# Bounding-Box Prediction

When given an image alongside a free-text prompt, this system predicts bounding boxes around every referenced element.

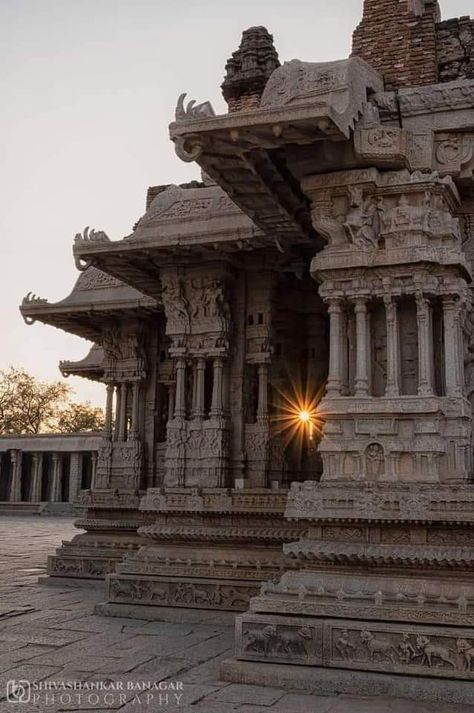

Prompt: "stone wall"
[352,0,440,90]
[436,16,474,82]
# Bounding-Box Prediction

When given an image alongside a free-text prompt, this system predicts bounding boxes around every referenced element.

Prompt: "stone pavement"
[0,516,472,713]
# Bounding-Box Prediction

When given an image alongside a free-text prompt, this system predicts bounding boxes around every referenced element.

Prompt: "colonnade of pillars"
[172,356,227,420]
[326,294,464,398]
[0,451,97,503]
[103,381,141,440]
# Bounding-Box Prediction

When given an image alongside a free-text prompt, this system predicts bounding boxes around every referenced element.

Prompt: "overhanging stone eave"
[20,300,159,341]
[169,105,342,251]
[59,363,104,381]
[169,100,347,142]
[73,229,306,300]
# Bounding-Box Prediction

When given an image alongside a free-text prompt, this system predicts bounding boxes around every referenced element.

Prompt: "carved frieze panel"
[236,614,474,679]
[306,168,464,266]
[49,556,116,579]
[108,575,258,611]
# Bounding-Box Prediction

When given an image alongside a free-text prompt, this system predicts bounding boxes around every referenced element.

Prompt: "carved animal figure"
[360,630,398,663]
[416,636,456,669]
[191,587,212,605]
[457,639,474,671]
[244,625,277,657]
[275,627,312,658]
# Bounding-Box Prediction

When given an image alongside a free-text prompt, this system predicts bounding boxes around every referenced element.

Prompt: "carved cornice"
[140,487,288,514]
[137,524,304,542]
[284,539,474,568]
[76,489,143,509]
[286,482,474,524]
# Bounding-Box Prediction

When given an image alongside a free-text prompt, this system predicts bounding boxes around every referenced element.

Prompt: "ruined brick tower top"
[352,0,441,90]
[221,26,280,112]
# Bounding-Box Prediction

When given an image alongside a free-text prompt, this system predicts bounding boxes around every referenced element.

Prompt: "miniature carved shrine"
[20,0,474,702]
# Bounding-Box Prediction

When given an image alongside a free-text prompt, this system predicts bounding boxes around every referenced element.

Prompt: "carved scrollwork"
[174,93,215,121]
[173,135,205,163]
[22,292,48,306]
[74,226,110,244]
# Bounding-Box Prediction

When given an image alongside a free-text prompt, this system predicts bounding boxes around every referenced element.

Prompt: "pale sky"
[1,0,471,406]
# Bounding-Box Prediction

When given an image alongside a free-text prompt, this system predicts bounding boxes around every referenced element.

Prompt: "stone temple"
[18,0,474,703]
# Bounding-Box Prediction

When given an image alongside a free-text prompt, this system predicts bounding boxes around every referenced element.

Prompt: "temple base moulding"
[220,659,474,705]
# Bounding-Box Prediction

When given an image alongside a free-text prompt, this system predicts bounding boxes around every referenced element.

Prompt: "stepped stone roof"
[59,343,104,381]
[20,266,157,341]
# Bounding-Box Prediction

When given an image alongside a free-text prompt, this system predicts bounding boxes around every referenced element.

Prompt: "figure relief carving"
[161,274,190,333]
[365,443,385,479]
[334,629,357,659]
[457,639,474,672]
[189,277,231,332]
[330,626,472,675]
[102,326,147,381]
[343,186,380,249]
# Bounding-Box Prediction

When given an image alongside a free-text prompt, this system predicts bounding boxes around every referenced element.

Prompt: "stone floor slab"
[206,682,286,706]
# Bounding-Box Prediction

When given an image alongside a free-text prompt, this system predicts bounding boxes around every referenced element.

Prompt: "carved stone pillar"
[114,385,121,440]
[9,450,22,502]
[384,296,400,397]
[443,297,463,396]
[130,382,140,438]
[104,383,114,438]
[119,382,128,441]
[51,453,62,502]
[68,453,82,502]
[211,357,224,418]
[91,452,98,489]
[30,452,43,502]
[257,363,269,423]
[326,298,344,397]
[174,358,186,418]
[354,297,370,397]
[416,294,434,396]
[167,382,175,422]
[193,358,206,419]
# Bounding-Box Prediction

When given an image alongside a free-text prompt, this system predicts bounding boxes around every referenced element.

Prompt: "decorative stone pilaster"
[193,358,206,419]
[326,298,344,397]
[257,363,269,423]
[210,357,225,418]
[30,453,43,502]
[68,453,82,502]
[114,385,121,440]
[384,296,400,397]
[167,383,175,423]
[51,453,62,502]
[104,383,114,438]
[174,358,186,418]
[354,297,370,397]
[91,452,98,489]
[443,297,463,397]
[119,383,128,441]
[130,382,140,438]
[416,294,434,396]
[9,450,22,502]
